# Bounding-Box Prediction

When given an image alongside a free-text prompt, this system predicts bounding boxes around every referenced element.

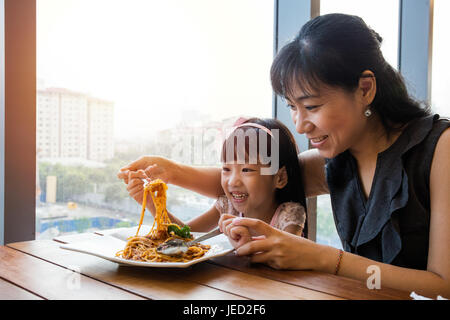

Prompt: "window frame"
[0,0,434,244]
[0,0,4,245]
[2,0,36,244]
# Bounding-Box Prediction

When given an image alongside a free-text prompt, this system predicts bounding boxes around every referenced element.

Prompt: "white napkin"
[410,291,448,300]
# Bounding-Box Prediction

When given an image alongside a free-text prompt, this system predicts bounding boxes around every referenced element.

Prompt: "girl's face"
[221,162,281,217]
[286,83,369,159]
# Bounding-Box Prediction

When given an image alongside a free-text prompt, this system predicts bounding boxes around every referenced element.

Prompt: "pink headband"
[231,117,274,137]
[234,123,274,137]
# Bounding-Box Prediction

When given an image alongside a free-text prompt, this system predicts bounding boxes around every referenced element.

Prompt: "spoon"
[156,227,222,256]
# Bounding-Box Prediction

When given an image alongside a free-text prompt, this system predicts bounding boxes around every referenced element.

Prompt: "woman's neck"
[349,115,402,163]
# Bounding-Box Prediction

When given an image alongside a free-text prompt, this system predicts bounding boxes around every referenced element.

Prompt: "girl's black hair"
[221,117,307,212]
[271,13,431,135]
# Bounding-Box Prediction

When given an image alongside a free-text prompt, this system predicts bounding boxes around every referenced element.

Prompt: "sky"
[37,0,449,140]
[37,0,274,139]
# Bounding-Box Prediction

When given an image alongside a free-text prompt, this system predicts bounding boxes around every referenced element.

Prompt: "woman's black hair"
[271,13,431,134]
[221,118,307,212]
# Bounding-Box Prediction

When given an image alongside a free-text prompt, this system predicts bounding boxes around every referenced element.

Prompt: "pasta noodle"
[116,179,210,262]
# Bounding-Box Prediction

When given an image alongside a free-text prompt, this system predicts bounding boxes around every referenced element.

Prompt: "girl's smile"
[221,163,281,223]
[229,191,248,203]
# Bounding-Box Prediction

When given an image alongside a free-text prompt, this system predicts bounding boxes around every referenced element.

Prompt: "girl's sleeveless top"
[325,114,449,269]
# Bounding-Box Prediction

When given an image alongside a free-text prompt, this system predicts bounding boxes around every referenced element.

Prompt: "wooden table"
[0,231,411,301]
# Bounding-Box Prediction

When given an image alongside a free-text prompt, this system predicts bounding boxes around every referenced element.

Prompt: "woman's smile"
[309,135,329,148]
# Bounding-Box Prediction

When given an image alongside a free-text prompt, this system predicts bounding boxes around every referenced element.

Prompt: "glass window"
[320,0,399,69]
[36,0,274,239]
[431,0,450,117]
[316,1,400,249]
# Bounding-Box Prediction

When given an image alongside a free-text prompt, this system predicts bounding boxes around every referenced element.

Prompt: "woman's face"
[286,83,368,159]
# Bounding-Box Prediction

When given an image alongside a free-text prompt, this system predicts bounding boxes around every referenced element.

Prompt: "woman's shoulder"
[430,125,450,178]
[402,114,449,150]
[401,114,450,167]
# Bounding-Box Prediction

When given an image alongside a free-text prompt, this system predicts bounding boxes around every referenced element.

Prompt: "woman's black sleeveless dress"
[325,114,449,269]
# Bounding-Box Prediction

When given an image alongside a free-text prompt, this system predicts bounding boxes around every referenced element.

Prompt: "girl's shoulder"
[271,202,306,230]
[277,201,306,213]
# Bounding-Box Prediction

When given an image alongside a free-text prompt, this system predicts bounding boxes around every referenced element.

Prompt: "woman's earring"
[364,108,372,117]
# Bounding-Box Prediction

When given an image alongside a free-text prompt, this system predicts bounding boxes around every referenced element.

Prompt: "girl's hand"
[230,217,323,270]
[218,214,252,249]
[125,170,156,216]
[117,156,176,185]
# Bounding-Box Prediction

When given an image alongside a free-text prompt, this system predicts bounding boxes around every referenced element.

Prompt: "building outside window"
[36,0,274,239]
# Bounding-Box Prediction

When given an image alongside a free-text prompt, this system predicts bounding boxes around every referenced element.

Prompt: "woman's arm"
[283,224,303,237]
[118,156,223,198]
[298,149,329,198]
[318,244,450,298]
[231,129,450,298]
[231,217,450,298]
[317,128,449,297]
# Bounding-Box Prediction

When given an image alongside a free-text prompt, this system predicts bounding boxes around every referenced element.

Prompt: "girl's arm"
[183,206,222,232]
[126,170,221,232]
[118,156,223,199]
[162,205,221,233]
[118,151,330,200]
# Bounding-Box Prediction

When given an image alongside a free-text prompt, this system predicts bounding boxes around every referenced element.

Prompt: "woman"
[118,14,449,298]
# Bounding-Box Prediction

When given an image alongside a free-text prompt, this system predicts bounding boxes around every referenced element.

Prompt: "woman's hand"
[230,217,324,270]
[125,170,156,216]
[218,214,252,249]
[117,156,177,185]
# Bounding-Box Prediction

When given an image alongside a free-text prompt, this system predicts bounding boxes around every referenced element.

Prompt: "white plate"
[60,226,234,268]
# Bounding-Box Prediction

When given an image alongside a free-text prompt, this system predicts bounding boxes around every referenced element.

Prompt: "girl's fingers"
[144,164,158,180]
[222,220,233,235]
[127,185,144,203]
[218,214,236,233]
[120,156,147,172]
[127,182,144,196]
[229,226,252,247]
[225,220,242,239]
[118,157,148,182]
[117,170,129,183]
[128,169,146,180]
[231,217,274,237]
[234,237,271,256]
[126,175,147,191]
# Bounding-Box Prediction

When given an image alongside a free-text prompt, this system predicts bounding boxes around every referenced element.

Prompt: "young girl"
[124,117,307,242]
